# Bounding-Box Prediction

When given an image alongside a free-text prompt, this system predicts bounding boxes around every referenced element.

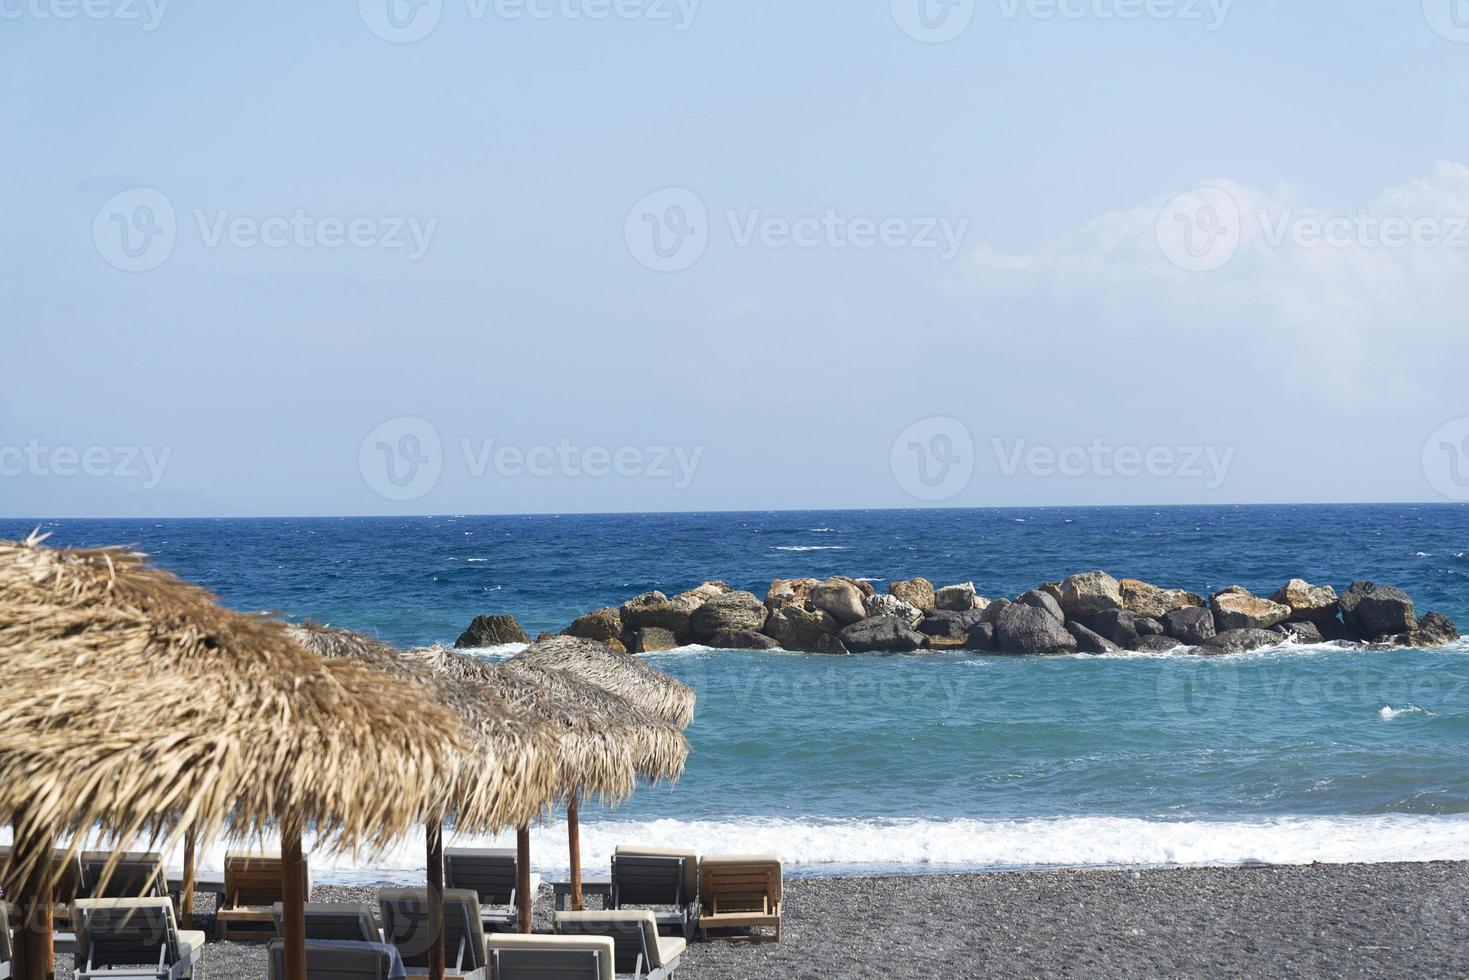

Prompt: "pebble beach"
[47,861,1469,979]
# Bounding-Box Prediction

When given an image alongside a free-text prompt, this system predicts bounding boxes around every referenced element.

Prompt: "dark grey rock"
[1130,634,1184,653]
[763,604,839,651]
[708,629,781,650]
[1163,606,1217,645]
[1203,628,1284,654]
[811,633,851,656]
[454,614,530,648]
[619,590,693,636]
[1405,611,1459,648]
[1350,584,1417,639]
[1275,620,1325,645]
[839,615,926,653]
[1080,609,1156,646]
[965,622,996,651]
[1017,589,1065,623]
[1067,621,1121,654]
[919,609,988,638]
[995,602,1077,654]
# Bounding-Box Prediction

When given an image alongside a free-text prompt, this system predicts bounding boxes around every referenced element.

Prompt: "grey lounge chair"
[609,854,693,940]
[486,933,614,980]
[553,910,684,980]
[1,899,12,980]
[266,938,406,979]
[379,887,487,979]
[79,853,166,900]
[72,897,204,979]
[273,902,382,943]
[444,848,538,933]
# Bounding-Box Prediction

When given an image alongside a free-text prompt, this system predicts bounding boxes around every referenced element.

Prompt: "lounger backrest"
[79,852,165,899]
[273,902,380,942]
[266,938,398,980]
[380,888,486,971]
[444,848,518,905]
[554,911,661,975]
[1,899,12,964]
[487,934,615,980]
[612,847,698,902]
[74,898,179,968]
[700,857,782,913]
[611,855,684,907]
[226,851,310,907]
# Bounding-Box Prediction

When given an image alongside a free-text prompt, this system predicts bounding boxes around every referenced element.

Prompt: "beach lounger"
[608,854,693,940]
[1,845,87,932]
[274,902,383,943]
[444,848,538,933]
[79,852,166,900]
[696,855,781,943]
[379,887,487,979]
[1,899,12,980]
[610,848,697,938]
[266,938,407,980]
[72,897,204,979]
[553,910,683,980]
[218,850,311,941]
[486,933,614,980]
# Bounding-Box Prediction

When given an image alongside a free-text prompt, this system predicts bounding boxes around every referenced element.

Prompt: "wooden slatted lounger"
[697,855,782,943]
[217,851,311,942]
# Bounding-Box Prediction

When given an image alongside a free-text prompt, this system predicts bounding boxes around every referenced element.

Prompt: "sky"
[2,0,1468,516]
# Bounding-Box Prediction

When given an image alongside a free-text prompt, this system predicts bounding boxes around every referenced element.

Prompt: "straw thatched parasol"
[508,635,697,910]
[0,537,466,980]
[406,643,690,929]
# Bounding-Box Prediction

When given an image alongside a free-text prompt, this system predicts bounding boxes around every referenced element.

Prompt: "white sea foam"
[56,815,1465,885]
[1379,705,1434,721]
[773,545,846,552]
[452,643,527,659]
[808,528,837,532]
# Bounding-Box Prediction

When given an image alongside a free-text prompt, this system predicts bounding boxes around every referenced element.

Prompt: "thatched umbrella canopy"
[406,643,690,926]
[0,537,465,980]
[513,635,696,727]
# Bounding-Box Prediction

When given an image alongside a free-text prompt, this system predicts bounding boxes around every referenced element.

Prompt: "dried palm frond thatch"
[289,624,563,831]
[0,536,466,889]
[512,635,697,728]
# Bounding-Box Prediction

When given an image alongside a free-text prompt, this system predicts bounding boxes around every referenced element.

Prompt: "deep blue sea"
[8,506,1469,880]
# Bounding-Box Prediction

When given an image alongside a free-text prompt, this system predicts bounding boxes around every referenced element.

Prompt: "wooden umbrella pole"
[281,827,307,980]
[567,792,584,912]
[427,821,445,980]
[180,828,196,930]
[11,816,55,980]
[516,826,532,934]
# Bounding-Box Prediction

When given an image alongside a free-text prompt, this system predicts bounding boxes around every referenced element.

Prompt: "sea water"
[9,505,1469,882]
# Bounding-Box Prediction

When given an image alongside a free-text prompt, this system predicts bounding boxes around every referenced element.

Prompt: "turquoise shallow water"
[9,506,1469,876]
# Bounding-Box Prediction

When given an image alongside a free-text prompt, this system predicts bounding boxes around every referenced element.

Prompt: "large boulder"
[934,582,979,611]
[839,615,925,653]
[709,629,781,650]
[1275,621,1325,645]
[811,633,851,656]
[889,577,936,613]
[620,591,693,636]
[1016,589,1065,623]
[1119,579,1205,619]
[454,614,530,648]
[563,607,622,643]
[1269,580,1340,625]
[1405,611,1459,648]
[1081,609,1164,647]
[1057,571,1124,619]
[689,590,768,641]
[1211,591,1290,631]
[810,577,868,625]
[965,622,997,650]
[1340,582,1417,639]
[1067,622,1121,654]
[1163,606,1217,646]
[628,626,678,653]
[919,609,988,639]
[1203,628,1283,654]
[994,602,1077,654]
[765,577,819,612]
[762,605,839,651]
[981,598,1010,624]
[865,593,925,627]
[1130,634,1183,654]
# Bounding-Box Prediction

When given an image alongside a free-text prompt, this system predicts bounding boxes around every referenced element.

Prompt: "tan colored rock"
[563,607,622,643]
[629,626,678,652]
[889,577,936,613]
[811,577,868,624]
[763,605,839,651]
[934,582,978,611]
[766,577,820,611]
[1211,591,1291,631]
[1057,571,1123,619]
[1120,579,1205,619]
[1269,579,1339,624]
[671,581,731,611]
[866,593,925,627]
